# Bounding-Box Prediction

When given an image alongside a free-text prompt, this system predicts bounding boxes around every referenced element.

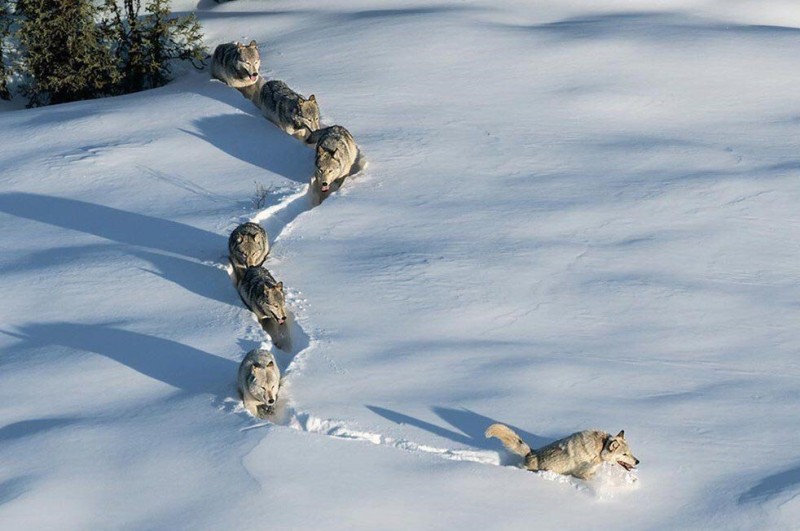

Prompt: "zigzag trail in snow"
[225,180,639,498]
[216,112,503,472]
[287,410,499,466]
[220,80,637,497]
[223,182,313,365]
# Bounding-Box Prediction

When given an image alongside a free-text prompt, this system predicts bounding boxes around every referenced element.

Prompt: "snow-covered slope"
[1,1,799,529]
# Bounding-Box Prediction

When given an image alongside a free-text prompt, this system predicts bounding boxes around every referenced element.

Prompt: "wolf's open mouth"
[617,460,635,471]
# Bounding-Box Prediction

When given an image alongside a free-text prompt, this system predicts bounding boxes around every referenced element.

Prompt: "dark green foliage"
[17,0,119,105]
[4,0,206,105]
[101,0,206,93]
[0,0,11,100]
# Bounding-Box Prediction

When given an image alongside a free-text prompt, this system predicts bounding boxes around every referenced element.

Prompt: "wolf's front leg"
[242,395,261,417]
[571,464,598,480]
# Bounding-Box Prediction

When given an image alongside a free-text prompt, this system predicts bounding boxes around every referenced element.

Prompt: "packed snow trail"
[2,1,800,529]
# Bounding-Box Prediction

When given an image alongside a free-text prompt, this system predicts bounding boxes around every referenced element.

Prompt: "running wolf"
[237,348,280,418]
[211,41,260,88]
[251,79,319,139]
[307,125,358,197]
[237,266,287,325]
[229,222,269,281]
[485,424,639,480]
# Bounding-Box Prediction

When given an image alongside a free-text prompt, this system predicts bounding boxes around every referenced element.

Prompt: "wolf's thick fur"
[486,424,639,480]
[250,78,319,140]
[307,125,358,196]
[211,41,260,88]
[237,348,280,418]
[237,266,287,325]
[229,222,269,281]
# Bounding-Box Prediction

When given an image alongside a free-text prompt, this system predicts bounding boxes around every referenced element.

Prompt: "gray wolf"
[237,348,280,418]
[237,266,287,325]
[229,222,269,281]
[306,125,358,198]
[485,424,639,480]
[211,41,260,88]
[251,79,319,140]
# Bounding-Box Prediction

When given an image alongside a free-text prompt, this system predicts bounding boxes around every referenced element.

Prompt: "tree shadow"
[191,1,302,17]
[739,463,800,504]
[6,322,237,398]
[366,405,551,452]
[339,5,486,21]
[0,237,235,310]
[487,11,800,43]
[129,248,239,307]
[0,476,34,507]
[0,192,223,261]
[0,242,115,274]
[0,417,79,443]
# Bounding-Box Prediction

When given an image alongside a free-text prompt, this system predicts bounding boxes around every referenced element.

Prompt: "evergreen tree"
[4,0,205,105]
[17,0,119,105]
[102,0,205,93]
[0,0,11,100]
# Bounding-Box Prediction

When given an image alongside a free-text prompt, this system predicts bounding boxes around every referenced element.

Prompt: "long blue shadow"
[366,405,550,450]
[0,417,79,443]
[0,192,223,260]
[739,463,800,503]
[180,113,314,184]
[0,476,34,507]
[8,322,237,397]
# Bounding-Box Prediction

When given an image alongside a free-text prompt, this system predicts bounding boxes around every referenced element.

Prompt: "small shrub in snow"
[252,181,271,210]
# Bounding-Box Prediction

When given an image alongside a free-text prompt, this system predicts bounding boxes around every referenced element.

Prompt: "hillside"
[1,1,799,529]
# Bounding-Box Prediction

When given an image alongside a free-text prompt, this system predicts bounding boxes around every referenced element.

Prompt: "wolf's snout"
[278,317,286,325]
[267,397,275,405]
[634,458,640,465]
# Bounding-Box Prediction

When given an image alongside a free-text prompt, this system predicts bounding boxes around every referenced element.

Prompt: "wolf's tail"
[485,423,533,458]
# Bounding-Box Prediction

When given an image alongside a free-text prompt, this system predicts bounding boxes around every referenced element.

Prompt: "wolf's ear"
[277,281,284,290]
[617,430,625,439]
[248,40,257,47]
[266,360,274,368]
[608,439,620,451]
[236,42,244,48]
[308,94,316,102]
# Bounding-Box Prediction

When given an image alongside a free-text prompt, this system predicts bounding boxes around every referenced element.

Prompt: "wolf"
[237,348,280,418]
[211,41,260,88]
[228,222,269,281]
[485,424,639,480]
[307,125,358,197]
[251,79,319,140]
[237,266,287,325]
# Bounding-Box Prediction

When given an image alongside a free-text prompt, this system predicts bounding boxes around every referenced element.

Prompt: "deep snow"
[1,1,800,529]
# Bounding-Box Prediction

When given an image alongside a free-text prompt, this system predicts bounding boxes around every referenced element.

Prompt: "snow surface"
[1,0,800,529]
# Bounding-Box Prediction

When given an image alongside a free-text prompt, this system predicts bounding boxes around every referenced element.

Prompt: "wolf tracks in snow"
[211,41,636,497]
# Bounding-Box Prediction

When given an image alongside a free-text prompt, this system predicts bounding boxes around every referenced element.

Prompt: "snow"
[1,0,800,529]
